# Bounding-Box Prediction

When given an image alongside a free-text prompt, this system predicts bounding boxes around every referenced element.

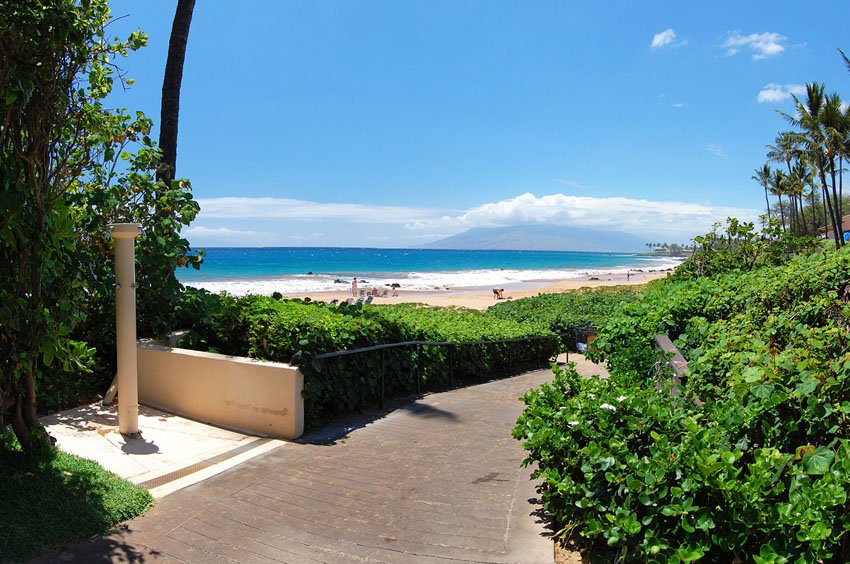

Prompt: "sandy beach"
[284,269,670,310]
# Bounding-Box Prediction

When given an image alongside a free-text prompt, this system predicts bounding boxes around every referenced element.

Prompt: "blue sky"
[107,1,850,247]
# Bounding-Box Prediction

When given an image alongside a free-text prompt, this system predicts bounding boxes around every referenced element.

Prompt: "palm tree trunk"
[763,187,771,223]
[157,0,196,188]
[785,162,796,234]
[809,184,818,236]
[829,166,845,247]
[821,184,830,236]
[838,156,844,231]
[820,166,842,249]
[777,194,786,231]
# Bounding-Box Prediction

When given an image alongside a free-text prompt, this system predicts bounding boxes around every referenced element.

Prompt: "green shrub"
[178,294,557,427]
[486,286,641,349]
[515,246,850,561]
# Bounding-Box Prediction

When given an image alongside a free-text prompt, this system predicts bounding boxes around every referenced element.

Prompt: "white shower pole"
[110,223,142,435]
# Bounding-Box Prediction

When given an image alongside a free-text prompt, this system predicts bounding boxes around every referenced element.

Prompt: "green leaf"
[676,545,706,562]
[802,447,834,475]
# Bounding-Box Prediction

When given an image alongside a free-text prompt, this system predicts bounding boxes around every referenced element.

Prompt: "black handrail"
[288,328,597,412]
[289,333,565,365]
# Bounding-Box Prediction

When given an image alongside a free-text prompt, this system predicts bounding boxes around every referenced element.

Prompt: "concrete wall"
[137,342,304,440]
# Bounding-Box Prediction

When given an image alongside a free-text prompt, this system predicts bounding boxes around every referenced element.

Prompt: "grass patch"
[0,430,153,563]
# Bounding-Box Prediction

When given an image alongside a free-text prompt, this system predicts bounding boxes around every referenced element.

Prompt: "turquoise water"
[177,247,677,295]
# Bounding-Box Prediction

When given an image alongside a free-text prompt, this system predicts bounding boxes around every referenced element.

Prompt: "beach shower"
[111,223,142,435]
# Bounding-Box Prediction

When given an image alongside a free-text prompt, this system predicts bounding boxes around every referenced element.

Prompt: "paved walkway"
[36,368,561,563]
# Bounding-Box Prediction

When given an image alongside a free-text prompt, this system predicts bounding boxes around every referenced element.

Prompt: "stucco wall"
[137,342,304,440]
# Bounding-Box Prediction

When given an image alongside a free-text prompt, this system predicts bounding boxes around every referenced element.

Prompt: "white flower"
[600,403,616,411]
[568,421,579,427]
[617,395,627,402]
[588,393,596,399]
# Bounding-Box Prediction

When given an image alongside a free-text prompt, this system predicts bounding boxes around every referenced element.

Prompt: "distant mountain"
[421,224,646,252]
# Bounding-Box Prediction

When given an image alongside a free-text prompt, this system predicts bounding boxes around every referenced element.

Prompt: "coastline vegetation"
[515,223,850,561]
[486,285,643,344]
[516,54,850,561]
[6,1,850,560]
[176,292,558,427]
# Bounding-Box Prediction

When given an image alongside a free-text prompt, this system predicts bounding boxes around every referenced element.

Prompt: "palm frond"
[839,48,850,75]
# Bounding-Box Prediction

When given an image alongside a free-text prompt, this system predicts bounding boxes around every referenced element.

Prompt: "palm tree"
[752,164,773,222]
[784,83,844,247]
[157,0,196,187]
[822,92,846,245]
[767,132,802,231]
[770,169,788,231]
[788,160,809,235]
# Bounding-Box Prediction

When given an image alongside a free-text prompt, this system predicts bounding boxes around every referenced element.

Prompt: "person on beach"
[352,277,358,297]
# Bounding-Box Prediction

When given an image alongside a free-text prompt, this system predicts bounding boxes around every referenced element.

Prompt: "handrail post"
[653,335,689,398]
[380,348,385,409]
[415,343,421,395]
[448,344,453,388]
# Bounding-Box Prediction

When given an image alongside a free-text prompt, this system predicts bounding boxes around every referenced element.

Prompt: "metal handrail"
[289,333,565,365]
[652,334,703,405]
[289,332,577,410]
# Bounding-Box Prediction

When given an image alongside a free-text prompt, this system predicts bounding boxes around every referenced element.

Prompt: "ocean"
[176,247,680,295]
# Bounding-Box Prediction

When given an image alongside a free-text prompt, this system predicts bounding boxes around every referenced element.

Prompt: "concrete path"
[41,403,284,497]
[35,368,560,563]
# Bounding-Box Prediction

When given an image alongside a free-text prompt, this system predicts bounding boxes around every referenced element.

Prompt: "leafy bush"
[672,218,817,281]
[486,286,641,348]
[515,246,850,561]
[179,293,557,427]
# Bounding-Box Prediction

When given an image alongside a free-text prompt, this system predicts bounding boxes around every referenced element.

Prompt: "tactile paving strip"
[137,437,272,489]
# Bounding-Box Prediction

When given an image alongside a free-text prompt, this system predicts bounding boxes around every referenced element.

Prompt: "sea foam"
[184,256,682,296]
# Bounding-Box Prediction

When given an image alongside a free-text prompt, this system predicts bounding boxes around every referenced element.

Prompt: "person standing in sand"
[352,277,358,297]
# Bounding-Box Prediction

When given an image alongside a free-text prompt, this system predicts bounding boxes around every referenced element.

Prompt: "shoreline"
[277,269,671,311]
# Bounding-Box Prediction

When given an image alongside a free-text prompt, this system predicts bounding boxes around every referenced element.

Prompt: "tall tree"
[157,0,196,187]
[752,164,773,222]
[785,83,845,248]
[0,0,146,450]
[770,169,788,232]
[789,160,809,235]
[767,132,802,231]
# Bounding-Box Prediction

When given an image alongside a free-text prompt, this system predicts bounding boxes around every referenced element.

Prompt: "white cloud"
[184,226,256,237]
[672,103,685,109]
[196,197,447,223]
[706,144,728,159]
[756,83,806,103]
[183,225,265,246]
[651,29,676,48]
[723,32,786,60]
[651,29,686,49]
[188,194,759,245]
[405,193,758,239]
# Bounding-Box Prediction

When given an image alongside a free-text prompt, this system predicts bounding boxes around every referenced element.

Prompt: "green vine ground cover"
[515,245,850,562]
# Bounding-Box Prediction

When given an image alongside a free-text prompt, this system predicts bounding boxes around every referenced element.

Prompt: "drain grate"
[137,438,272,490]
